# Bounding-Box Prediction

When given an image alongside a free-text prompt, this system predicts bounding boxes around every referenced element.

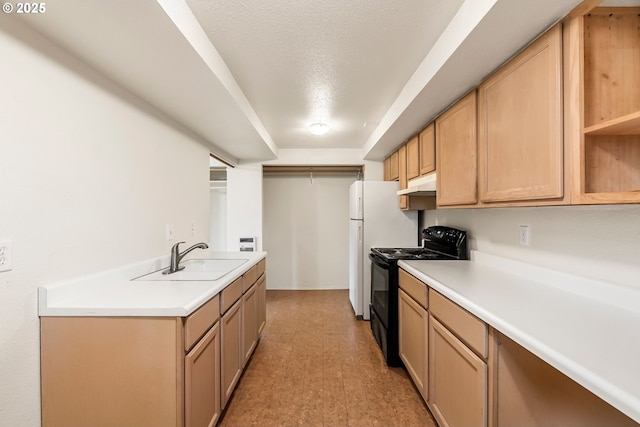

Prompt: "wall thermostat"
[239,236,256,252]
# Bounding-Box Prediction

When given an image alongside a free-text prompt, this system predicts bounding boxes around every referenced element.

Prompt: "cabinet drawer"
[185,295,220,352]
[242,265,258,293]
[429,289,487,358]
[257,258,266,278]
[221,277,243,314]
[399,269,428,309]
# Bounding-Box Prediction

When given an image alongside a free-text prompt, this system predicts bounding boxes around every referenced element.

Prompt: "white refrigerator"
[348,181,418,320]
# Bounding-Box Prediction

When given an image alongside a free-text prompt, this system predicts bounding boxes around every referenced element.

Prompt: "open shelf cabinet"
[570,7,640,204]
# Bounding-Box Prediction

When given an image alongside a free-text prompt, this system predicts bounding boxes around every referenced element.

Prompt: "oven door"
[369,253,391,328]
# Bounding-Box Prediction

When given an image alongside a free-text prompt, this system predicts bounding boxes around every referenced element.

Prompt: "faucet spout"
[164,241,209,274]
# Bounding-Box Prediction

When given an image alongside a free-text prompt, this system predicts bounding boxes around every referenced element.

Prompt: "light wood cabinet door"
[429,315,487,427]
[398,144,409,209]
[257,274,267,335]
[436,91,478,207]
[420,123,436,176]
[389,150,399,181]
[384,157,391,181]
[399,289,428,401]
[185,322,221,427]
[478,24,563,203]
[221,299,242,409]
[242,283,258,366]
[406,136,420,180]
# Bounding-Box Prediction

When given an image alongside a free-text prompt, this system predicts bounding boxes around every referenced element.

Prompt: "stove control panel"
[422,226,468,259]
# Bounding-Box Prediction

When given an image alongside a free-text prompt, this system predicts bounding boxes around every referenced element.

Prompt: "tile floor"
[219,289,437,427]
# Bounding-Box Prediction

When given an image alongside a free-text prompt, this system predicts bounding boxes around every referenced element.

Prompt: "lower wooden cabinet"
[257,274,267,334]
[242,282,259,366]
[429,315,487,427]
[398,268,637,427]
[185,322,221,427]
[492,333,638,427]
[221,299,243,409]
[398,289,428,400]
[40,259,268,427]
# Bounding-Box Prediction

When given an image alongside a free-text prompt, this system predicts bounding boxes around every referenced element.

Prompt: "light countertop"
[39,251,266,317]
[399,251,640,424]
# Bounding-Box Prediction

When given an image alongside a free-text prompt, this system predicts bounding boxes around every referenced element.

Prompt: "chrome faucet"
[164,241,209,274]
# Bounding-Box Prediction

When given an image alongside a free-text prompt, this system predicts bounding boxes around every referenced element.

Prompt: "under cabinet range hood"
[397,173,436,196]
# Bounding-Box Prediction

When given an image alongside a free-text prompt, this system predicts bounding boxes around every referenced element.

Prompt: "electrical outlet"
[191,223,196,237]
[166,224,174,241]
[0,240,13,272]
[519,225,531,246]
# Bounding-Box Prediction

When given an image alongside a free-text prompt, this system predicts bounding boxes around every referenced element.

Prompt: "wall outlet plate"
[0,240,13,272]
[519,225,531,246]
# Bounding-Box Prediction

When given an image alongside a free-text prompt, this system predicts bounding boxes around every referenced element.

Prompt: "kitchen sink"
[133,258,249,281]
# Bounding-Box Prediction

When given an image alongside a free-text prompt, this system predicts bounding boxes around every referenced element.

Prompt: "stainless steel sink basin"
[133,258,249,281]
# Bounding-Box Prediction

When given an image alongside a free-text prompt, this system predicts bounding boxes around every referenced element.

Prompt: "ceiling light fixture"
[308,122,330,136]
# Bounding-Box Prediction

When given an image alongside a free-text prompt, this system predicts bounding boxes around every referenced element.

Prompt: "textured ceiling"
[185,0,465,149]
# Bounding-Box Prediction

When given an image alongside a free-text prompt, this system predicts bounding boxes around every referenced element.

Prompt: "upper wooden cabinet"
[388,150,399,181]
[398,144,408,209]
[478,24,564,203]
[384,6,640,210]
[406,136,420,180]
[567,8,640,204]
[419,123,436,176]
[436,91,478,207]
[383,157,391,181]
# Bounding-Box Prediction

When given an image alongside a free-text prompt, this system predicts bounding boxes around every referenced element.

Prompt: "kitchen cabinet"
[398,269,429,401]
[41,294,221,427]
[386,150,399,181]
[400,263,640,426]
[384,156,391,181]
[419,123,436,176]
[219,274,242,411]
[242,282,258,366]
[257,273,267,334]
[406,135,420,180]
[566,8,640,204]
[428,289,488,427]
[398,144,408,209]
[478,24,564,204]
[491,332,638,427]
[429,315,487,427]
[185,321,221,427]
[40,255,267,427]
[436,91,478,207]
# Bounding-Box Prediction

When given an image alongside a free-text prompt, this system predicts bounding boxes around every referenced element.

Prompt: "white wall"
[0,21,210,426]
[226,163,263,251]
[263,175,355,289]
[209,186,227,251]
[422,204,640,288]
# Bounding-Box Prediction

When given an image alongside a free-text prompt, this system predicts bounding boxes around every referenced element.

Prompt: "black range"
[369,226,469,366]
